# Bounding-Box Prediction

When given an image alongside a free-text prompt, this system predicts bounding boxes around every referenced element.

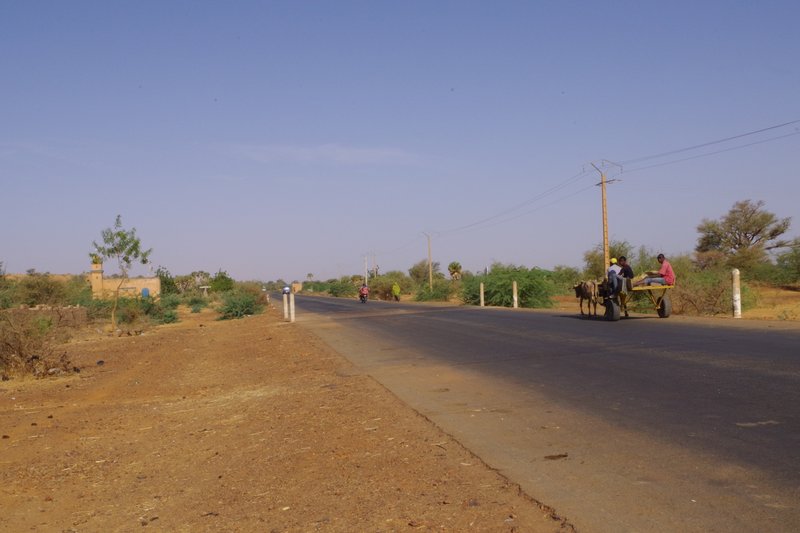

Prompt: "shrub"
[156,266,179,295]
[17,273,66,306]
[328,278,357,298]
[0,280,17,310]
[115,297,144,324]
[160,310,179,323]
[0,311,73,379]
[547,266,581,295]
[160,293,181,310]
[185,294,207,313]
[668,266,756,316]
[83,298,113,320]
[210,270,235,292]
[64,276,93,306]
[366,272,412,300]
[414,279,453,302]
[218,290,263,320]
[135,297,183,325]
[461,264,555,308]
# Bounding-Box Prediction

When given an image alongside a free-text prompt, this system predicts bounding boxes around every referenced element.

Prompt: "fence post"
[512,281,519,309]
[732,269,741,319]
[480,282,485,307]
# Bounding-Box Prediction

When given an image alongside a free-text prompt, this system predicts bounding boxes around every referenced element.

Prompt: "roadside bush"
[17,273,66,306]
[328,277,357,298]
[63,276,93,306]
[0,280,17,310]
[160,293,181,310]
[461,263,555,308]
[0,311,73,379]
[668,267,756,316]
[302,280,332,293]
[138,297,184,325]
[218,290,264,319]
[414,279,453,302]
[367,272,412,300]
[210,270,235,292]
[160,310,179,323]
[547,265,581,295]
[184,294,207,313]
[83,298,113,320]
[115,297,144,324]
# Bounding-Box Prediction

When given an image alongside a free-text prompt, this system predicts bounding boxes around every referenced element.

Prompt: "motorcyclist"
[358,284,370,301]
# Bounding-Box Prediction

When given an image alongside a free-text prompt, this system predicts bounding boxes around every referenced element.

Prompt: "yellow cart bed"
[601,282,674,321]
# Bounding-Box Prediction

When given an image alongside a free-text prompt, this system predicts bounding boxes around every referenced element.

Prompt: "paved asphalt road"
[289,295,800,532]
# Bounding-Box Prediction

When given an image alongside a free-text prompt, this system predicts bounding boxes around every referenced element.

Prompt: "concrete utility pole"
[423,232,433,291]
[364,255,369,285]
[591,160,621,279]
[591,163,610,277]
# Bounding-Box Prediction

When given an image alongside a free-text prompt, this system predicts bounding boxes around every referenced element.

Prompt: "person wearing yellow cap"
[607,257,623,296]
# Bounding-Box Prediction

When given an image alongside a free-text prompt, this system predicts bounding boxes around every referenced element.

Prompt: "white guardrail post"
[512,280,519,309]
[283,293,289,320]
[732,269,741,319]
[480,282,485,307]
[289,292,296,323]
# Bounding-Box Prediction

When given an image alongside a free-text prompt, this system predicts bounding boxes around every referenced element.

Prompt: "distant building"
[89,262,160,299]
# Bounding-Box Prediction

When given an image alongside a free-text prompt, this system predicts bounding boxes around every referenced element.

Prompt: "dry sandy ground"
[3,287,797,533]
[1,306,569,532]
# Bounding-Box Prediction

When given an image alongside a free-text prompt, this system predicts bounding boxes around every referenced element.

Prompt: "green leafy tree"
[548,265,581,293]
[408,259,442,286]
[582,240,634,280]
[156,266,179,295]
[696,200,792,270]
[90,215,152,330]
[776,246,800,284]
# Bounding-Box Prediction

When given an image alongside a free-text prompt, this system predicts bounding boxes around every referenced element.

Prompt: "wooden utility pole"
[591,163,610,278]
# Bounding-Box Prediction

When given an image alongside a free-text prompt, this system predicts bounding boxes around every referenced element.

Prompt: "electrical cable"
[619,119,800,166]
[622,130,800,176]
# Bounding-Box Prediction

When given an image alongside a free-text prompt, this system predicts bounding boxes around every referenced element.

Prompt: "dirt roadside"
[0,306,570,532]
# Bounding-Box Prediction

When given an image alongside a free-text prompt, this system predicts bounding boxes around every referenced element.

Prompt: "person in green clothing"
[391,282,401,302]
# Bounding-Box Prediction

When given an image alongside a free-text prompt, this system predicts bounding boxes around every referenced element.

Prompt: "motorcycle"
[359,293,368,303]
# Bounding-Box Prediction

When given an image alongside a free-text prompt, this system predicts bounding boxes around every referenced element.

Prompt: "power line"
[438,168,593,234]
[445,183,597,235]
[619,118,800,166]
[416,118,800,242]
[622,130,800,176]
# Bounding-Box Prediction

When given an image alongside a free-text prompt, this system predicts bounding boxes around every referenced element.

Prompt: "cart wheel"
[604,298,621,321]
[657,294,672,318]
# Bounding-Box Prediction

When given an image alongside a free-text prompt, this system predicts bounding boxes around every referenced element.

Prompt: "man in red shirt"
[643,253,675,286]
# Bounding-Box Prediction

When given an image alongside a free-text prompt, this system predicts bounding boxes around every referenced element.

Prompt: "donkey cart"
[599,281,674,321]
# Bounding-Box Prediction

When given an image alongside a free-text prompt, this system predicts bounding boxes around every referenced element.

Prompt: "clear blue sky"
[2,1,799,282]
